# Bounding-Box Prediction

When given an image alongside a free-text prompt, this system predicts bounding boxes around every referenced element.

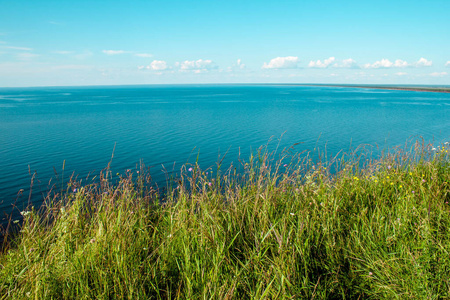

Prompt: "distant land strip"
[299,84,450,93]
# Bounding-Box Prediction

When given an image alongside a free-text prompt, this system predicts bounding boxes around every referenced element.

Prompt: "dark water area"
[1,84,450,224]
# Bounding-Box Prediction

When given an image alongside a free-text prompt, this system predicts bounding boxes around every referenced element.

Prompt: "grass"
[1,140,450,299]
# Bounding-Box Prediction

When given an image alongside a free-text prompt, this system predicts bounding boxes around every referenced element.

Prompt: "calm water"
[1,85,450,221]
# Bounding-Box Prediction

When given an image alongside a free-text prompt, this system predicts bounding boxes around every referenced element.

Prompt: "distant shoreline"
[299,84,450,93]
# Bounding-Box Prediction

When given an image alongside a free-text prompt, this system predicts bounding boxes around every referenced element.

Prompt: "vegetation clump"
[1,142,450,299]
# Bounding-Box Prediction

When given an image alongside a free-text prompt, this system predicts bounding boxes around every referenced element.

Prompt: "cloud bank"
[336,58,359,68]
[308,57,335,68]
[139,60,168,71]
[364,58,432,69]
[415,57,432,67]
[262,56,299,69]
[177,59,218,72]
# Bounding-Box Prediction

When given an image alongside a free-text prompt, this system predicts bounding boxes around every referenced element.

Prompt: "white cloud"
[429,72,447,77]
[335,58,359,68]
[146,60,168,71]
[415,57,432,67]
[102,50,126,55]
[308,57,335,68]
[227,59,246,72]
[236,59,245,69]
[445,61,450,67]
[393,59,409,67]
[395,72,407,76]
[365,58,433,69]
[364,59,393,69]
[262,56,299,69]
[177,59,217,72]
[135,53,153,58]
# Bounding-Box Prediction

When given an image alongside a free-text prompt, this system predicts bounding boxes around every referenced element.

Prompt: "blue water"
[1,84,450,221]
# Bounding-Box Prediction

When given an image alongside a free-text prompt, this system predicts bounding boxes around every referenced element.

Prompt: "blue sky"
[0,0,449,87]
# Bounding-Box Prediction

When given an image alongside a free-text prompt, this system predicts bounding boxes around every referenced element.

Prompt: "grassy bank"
[1,142,450,299]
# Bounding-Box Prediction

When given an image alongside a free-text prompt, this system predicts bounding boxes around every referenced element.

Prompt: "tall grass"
[1,141,450,299]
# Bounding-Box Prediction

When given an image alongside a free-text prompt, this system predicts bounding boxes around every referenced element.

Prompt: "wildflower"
[208,182,212,186]
[422,179,426,183]
[136,171,139,174]
[283,164,288,167]
[386,176,390,179]
[399,185,402,188]
[412,191,415,194]
[409,172,412,176]
[188,167,193,172]
[73,188,77,193]
[432,148,437,151]
[390,182,394,185]
[90,238,96,244]
[290,213,295,216]
[295,188,299,192]
[127,169,131,172]
[369,272,373,276]
[388,165,392,169]
[20,210,31,216]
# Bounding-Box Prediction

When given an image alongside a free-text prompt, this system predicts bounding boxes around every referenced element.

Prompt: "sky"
[0,0,449,87]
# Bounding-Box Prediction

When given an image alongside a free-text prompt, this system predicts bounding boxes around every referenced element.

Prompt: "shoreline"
[299,84,450,93]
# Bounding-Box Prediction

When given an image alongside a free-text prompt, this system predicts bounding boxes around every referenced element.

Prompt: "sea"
[1,84,450,224]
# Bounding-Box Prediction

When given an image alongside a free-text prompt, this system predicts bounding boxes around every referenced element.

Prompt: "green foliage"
[1,142,450,299]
